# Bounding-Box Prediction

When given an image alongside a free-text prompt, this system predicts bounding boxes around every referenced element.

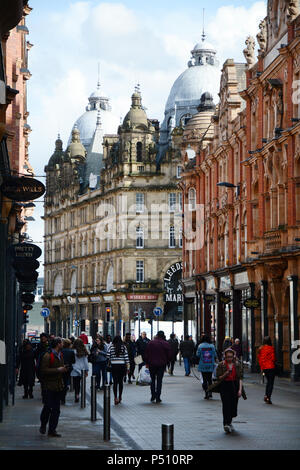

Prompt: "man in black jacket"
[135,332,150,371]
[167,334,179,375]
[179,335,195,376]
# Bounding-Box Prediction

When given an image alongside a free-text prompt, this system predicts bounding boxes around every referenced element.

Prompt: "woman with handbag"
[257,336,276,404]
[108,336,130,405]
[212,348,243,434]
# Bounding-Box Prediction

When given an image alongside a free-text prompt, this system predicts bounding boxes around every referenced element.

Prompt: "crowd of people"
[16,330,277,437]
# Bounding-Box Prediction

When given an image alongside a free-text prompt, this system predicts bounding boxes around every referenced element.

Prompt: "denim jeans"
[149,365,165,400]
[183,357,191,375]
[264,369,275,399]
[93,361,107,388]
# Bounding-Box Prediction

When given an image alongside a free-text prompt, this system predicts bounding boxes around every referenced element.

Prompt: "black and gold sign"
[9,242,42,260]
[220,295,231,304]
[244,298,260,309]
[0,176,45,202]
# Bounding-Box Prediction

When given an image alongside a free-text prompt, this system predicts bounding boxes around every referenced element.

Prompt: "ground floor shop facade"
[183,254,300,380]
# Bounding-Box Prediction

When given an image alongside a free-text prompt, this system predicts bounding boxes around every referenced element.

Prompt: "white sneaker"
[229,424,235,433]
[224,425,231,434]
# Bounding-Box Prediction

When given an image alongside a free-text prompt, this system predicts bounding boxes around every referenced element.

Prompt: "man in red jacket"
[79,332,89,345]
[145,331,172,404]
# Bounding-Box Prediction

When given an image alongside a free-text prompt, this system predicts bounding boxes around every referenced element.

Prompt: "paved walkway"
[1,364,300,450]
[106,363,300,450]
[0,379,127,450]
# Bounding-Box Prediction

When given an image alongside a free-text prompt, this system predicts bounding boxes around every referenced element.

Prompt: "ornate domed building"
[159,36,220,155]
[68,80,119,149]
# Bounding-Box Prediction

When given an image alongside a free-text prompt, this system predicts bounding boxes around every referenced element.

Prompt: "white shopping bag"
[136,365,151,386]
[212,363,218,380]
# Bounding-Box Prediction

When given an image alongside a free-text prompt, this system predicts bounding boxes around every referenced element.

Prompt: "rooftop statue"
[243,36,256,68]
[257,19,267,54]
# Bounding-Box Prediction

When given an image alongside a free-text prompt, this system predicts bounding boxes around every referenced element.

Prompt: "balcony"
[263,228,287,253]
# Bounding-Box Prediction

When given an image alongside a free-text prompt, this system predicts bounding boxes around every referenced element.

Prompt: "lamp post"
[217,181,240,197]
[71,265,79,337]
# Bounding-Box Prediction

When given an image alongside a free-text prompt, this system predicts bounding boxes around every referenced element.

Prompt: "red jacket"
[79,334,88,345]
[257,345,276,371]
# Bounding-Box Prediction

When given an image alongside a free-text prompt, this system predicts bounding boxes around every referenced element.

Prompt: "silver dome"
[160,38,221,146]
[68,86,119,149]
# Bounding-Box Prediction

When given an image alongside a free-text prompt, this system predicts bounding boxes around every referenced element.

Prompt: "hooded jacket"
[145,338,172,367]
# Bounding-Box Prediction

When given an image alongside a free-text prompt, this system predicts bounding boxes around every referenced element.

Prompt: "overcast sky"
[25,0,267,273]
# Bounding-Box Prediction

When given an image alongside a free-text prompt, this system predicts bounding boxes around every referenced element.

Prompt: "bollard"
[81,370,86,409]
[103,384,111,441]
[91,375,97,421]
[70,376,74,392]
[162,424,174,450]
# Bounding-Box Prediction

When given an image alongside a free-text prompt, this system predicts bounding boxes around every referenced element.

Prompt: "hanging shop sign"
[13,259,40,272]
[205,294,215,303]
[16,271,38,282]
[220,295,231,304]
[21,293,35,304]
[244,298,260,309]
[0,176,45,202]
[8,242,42,260]
[164,262,183,303]
[19,281,37,293]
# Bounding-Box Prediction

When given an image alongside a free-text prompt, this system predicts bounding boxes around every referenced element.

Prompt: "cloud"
[90,2,138,36]
[26,0,268,267]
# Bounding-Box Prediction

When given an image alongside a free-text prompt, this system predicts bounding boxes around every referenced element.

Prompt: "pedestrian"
[167,333,179,375]
[90,336,108,390]
[70,338,89,403]
[105,335,113,385]
[69,336,75,346]
[124,333,136,384]
[214,348,243,434]
[49,334,55,348]
[16,340,36,399]
[135,331,150,371]
[108,336,130,405]
[222,336,233,351]
[35,333,50,404]
[79,331,89,345]
[145,331,172,403]
[196,334,218,399]
[61,339,75,404]
[257,336,276,404]
[39,337,68,437]
[179,335,194,376]
[231,338,243,360]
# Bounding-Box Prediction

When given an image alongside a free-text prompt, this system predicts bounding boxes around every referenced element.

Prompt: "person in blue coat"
[196,335,218,400]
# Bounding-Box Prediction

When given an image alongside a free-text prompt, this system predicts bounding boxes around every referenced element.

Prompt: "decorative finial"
[135,83,141,94]
[202,9,206,42]
[97,62,101,90]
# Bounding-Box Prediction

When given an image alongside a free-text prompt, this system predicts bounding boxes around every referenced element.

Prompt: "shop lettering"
[164,262,183,282]
[165,294,183,302]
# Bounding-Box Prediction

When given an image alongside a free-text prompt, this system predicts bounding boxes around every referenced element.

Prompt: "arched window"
[136,142,143,162]
[188,188,196,211]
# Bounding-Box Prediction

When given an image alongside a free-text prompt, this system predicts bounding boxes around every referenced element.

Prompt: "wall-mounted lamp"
[217,182,240,197]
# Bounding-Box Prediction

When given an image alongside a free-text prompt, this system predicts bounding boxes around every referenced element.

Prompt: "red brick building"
[181,1,300,379]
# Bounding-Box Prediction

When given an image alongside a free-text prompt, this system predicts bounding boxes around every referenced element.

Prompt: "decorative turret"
[122,87,149,130]
[46,134,64,170]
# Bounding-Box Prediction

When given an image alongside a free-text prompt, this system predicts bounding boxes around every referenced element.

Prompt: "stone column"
[288,276,300,381]
[260,280,268,338]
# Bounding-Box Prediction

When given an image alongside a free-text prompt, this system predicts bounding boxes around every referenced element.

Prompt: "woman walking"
[16,340,36,399]
[257,336,276,404]
[105,335,113,385]
[70,338,89,403]
[90,337,108,390]
[215,348,243,434]
[196,334,218,400]
[108,336,129,405]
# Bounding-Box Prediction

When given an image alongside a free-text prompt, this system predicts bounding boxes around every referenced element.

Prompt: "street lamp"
[217,182,240,197]
[71,265,79,337]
